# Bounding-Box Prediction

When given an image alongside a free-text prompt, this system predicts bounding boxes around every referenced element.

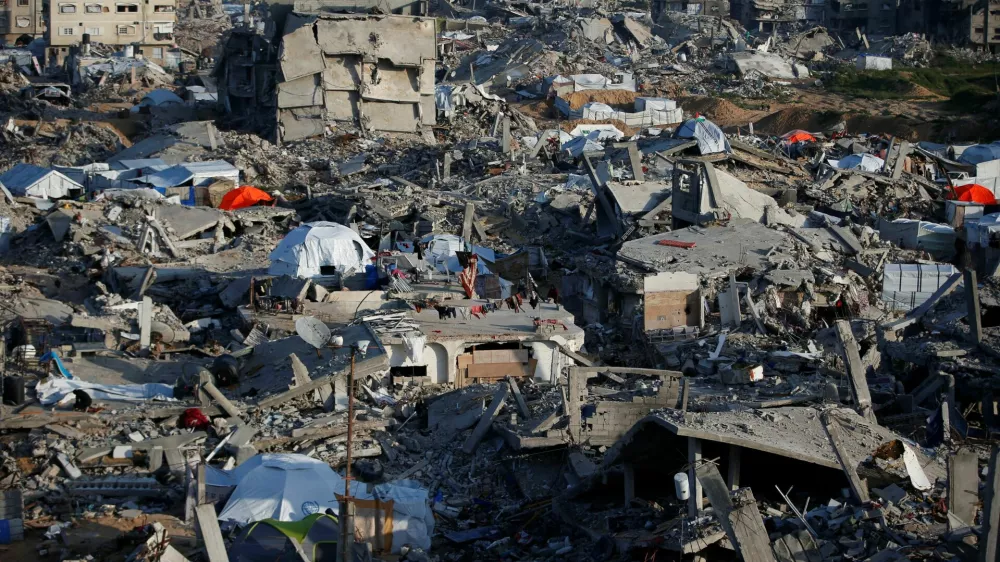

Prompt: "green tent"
[229,513,369,562]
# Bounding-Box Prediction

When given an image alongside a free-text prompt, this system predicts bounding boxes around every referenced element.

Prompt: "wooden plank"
[466,360,535,381]
[966,269,983,344]
[948,452,979,529]
[823,414,869,503]
[834,320,874,422]
[194,503,231,562]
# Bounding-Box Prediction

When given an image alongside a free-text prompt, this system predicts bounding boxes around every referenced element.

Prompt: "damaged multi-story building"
[44,0,177,66]
[218,8,436,142]
[0,0,44,45]
[730,0,826,32]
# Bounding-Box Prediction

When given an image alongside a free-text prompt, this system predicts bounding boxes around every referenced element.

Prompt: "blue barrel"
[365,265,378,290]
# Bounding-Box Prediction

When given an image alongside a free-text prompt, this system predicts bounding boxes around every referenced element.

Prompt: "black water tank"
[3,376,25,406]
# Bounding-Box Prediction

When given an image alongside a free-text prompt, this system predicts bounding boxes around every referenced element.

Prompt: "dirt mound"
[676,96,771,127]
[561,89,640,110]
[751,107,930,140]
[905,83,941,99]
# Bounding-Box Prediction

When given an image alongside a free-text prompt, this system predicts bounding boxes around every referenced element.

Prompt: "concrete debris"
[0,0,998,560]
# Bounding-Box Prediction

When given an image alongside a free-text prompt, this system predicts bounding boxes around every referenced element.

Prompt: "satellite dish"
[295,316,331,349]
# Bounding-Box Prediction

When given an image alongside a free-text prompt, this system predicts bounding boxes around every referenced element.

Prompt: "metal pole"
[338,348,356,562]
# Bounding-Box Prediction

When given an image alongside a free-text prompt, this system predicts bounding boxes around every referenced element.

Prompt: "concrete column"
[688,437,703,517]
[727,445,741,491]
[623,462,635,505]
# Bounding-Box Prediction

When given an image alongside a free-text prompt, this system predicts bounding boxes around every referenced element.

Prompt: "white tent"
[0,164,83,199]
[269,222,375,278]
[675,117,731,154]
[212,454,433,553]
[832,153,884,172]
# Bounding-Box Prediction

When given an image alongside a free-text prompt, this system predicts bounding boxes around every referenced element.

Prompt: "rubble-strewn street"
[2,0,1000,560]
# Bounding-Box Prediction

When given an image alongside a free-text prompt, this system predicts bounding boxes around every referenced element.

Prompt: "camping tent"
[220,186,273,210]
[212,454,433,554]
[229,514,370,562]
[833,153,884,172]
[269,222,375,278]
[675,117,731,154]
[948,183,998,204]
[958,142,1000,165]
[781,130,817,144]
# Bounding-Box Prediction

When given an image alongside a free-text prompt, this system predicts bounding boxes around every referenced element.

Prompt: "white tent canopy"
[675,117,731,154]
[269,222,375,278]
[832,153,884,172]
[212,454,433,553]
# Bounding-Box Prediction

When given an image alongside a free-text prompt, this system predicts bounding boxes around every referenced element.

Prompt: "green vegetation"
[827,56,1000,111]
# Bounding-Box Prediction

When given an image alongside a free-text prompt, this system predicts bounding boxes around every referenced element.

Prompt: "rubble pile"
[4,0,1000,560]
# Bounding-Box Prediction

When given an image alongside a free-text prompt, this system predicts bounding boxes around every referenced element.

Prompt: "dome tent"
[228,514,372,562]
[269,222,375,278]
[833,153,884,172]
[212,454,434,554]
[674,116,731,154]
[958,142,1000,165]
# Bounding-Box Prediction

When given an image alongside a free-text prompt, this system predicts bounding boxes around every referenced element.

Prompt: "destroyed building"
[218,12,436,141]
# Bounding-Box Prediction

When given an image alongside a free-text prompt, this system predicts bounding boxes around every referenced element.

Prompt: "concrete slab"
[155,205,223,240]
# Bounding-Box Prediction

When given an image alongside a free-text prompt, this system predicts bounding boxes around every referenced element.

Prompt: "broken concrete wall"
[275,13,437,141]
[386,341,450,384]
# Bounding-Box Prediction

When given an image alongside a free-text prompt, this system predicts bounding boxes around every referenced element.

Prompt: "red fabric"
[181,408,211,430]
[781,130,817,143]
[219,186,273,211]
[948,184,998,204]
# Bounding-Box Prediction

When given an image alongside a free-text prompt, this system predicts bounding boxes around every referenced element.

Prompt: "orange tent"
[781,130,817,144]
[948,184,998,205]
[219,186,274,211]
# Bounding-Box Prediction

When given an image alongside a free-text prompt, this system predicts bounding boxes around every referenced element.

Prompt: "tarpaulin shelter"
[674,116,731,154]
[947,183,997,204]
[958,142,1000,165]
[0,164,83,199]
[228,514,370,562]
[269,222,375,278]
[211,454,433,554]
[781,130,817,144]
[219,186,274,210]
[833,153,884,172]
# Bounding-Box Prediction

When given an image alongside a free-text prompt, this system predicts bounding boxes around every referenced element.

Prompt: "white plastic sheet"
[36,378,176,405]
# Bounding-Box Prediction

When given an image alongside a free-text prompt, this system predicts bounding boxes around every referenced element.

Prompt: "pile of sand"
[560,89,640,110]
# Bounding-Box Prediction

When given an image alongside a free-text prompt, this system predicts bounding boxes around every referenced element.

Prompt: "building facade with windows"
[0,0,45,45]
[46,0,176,65]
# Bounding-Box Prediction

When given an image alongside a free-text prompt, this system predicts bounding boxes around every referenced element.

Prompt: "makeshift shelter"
[212,454,433,554]
[958,142,1000,165]
[418,234,495,275]
[947,184,997,205]
[833,153,884,172]
[131,89,184,112]
[228,514,370,562]
[220,186,274,210]
[269,222,375,278]
[781,130,817,144]
[674,117,730,154]
[0,164,83,199]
